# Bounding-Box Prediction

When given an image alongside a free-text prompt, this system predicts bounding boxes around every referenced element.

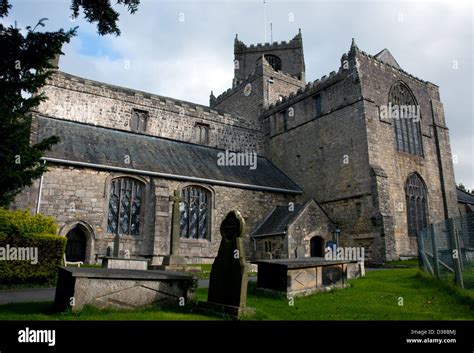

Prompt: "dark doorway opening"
[310,236,324,257]
[65,227,86,262]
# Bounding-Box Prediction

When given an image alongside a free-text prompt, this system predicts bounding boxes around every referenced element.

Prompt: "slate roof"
[37,116,301,194]
[251,203,306,237]
[457,187,474,205]
[374,48,401,70]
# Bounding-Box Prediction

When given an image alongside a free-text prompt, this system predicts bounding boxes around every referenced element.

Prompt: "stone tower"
[211,30,306,127]
[233,29,306,83]
[262,38,458,261]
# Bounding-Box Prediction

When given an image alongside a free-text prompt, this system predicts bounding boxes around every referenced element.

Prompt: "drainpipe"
[36,161,46,214]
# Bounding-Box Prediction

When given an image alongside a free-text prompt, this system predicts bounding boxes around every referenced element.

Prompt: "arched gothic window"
[179,186,211,240]
[405,174,428,237]
[107,178,143,236]
[263,54,282,71]
[389,82,423,156]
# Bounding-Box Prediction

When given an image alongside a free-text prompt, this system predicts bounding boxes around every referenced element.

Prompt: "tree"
[0,1,140,206]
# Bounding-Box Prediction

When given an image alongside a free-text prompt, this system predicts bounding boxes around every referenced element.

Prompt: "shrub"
[0,209,64,284]
[0,208,57,237]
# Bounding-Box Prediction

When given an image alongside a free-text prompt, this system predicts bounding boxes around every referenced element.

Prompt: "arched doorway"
[65,227,87,262]
[310,236,324,257]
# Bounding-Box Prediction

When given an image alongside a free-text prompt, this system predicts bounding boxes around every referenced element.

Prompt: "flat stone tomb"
[255,257,364,298]
[54,267,195,311]
[100,256,149,270]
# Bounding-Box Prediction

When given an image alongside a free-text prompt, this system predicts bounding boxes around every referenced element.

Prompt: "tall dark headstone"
[202,210,255,317]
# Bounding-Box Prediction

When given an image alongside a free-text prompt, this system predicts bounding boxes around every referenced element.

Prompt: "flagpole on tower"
[263,0,267,43]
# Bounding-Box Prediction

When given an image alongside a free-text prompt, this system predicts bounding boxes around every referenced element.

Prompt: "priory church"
[14,29,458,265]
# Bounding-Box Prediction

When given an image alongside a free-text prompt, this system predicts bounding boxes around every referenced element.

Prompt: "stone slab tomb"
[101,257,149,270]
[54,267,196,311]
[255,257,364,297]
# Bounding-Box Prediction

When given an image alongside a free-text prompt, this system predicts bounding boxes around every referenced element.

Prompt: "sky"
[4,0,473,189]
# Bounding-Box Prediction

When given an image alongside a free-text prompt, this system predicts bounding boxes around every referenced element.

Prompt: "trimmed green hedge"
[0,209,65,284]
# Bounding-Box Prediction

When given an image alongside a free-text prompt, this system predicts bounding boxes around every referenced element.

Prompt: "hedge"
[0,209,65,284]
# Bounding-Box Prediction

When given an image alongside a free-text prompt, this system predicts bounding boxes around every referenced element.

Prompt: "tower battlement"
[233,30,305,83]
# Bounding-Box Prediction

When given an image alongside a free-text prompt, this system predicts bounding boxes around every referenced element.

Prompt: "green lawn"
[187,264,212,279]
[383,259,419,268]
[0,268,472,320]
[187,264,257,279]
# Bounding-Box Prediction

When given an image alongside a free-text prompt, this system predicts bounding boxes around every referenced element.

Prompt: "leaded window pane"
[180,188,189,238]
[198,192,208,239]
[389,82,423,156]
[405,174,428,237]
[107,178,143,236]
[179,186,211,241]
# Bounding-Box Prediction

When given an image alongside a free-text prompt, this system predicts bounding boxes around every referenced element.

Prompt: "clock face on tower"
[243,83,252,97]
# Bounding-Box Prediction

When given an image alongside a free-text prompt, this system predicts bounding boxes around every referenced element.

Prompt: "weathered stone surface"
[14,167,293,265]
[263,43,458,261]
[54,267,195,311]
[252,200,334,260]
[255,258,363,297]
[101,257,149,270]
[37,71,264,154]
[13,31,458,265]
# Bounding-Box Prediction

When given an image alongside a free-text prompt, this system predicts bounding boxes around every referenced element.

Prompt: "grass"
[187,264,212,279]
[187,264,257,279]
[0,267,472,320]
[461,262,474,289]
[383,259,419,268]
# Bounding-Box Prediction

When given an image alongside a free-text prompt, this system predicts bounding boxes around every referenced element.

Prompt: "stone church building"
[14,30,458,264]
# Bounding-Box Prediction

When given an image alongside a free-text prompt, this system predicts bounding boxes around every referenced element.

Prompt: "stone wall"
[234,31,305,82]
[37,71,264,154]
[288,201,334,259]
[253,235,287,260]
[212,73,265,128]
[356,48,458,259]
[263,63,386,260]
[212,60,304,127]
[14,164,294,265]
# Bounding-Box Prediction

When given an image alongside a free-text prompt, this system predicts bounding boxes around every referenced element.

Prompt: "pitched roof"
[374,49,401,69]
[457,187,474,205]
[37,116,302,194]
[251,203,306,237]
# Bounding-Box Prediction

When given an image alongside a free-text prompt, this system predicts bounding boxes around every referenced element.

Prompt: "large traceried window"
[179,186,211,240]
[107,178,143,236]
[405,173,428,237]
[390,82,423,156]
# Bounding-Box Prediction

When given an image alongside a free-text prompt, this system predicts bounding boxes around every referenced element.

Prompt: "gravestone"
[154,190,187,270]
[101,227,148,270]
[199,210,255,318]
[296,246,305,258]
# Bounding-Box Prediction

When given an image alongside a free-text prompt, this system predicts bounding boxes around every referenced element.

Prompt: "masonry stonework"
[13,31,459,264]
